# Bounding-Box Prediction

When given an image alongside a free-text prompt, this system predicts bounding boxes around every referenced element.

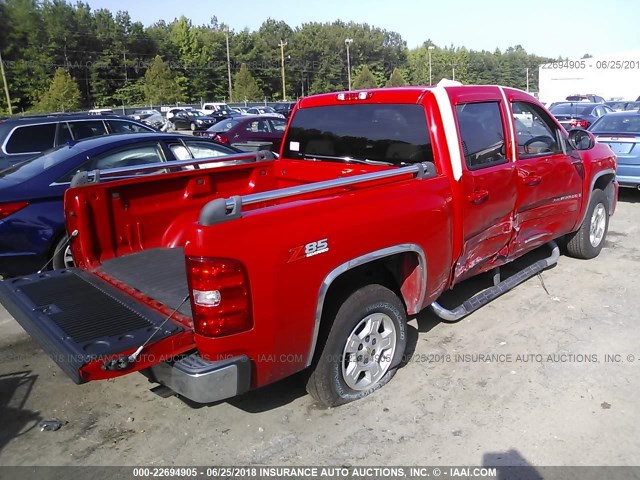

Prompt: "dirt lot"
[1,191,639,468]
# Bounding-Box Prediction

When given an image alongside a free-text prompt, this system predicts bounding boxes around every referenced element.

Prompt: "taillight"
[215,134,229,144]
[0,201,29,220]
[186,257,252,337]
[570,119,590,129]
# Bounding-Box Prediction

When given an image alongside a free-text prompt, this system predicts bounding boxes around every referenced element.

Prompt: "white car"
[200,102,233,116]
[244,106,285,119]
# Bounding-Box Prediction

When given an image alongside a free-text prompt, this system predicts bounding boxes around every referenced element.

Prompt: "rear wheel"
[306,284,407,407]
[51,234,74,270]
[566,189,609,259]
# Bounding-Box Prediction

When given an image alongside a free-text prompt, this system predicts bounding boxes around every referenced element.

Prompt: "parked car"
[566,94,605,104]
[0,114,156,170]
[549,102,613,130]
[130,109,164,128]
[244,106,285,119]
[194,115,287,151]
[171,110,219,131]
[622,101,640,111]
[273,102,296,118]
[200,102,233,116]
[0,133,241,276]
[588,111,640,189]
[165,107,193,120]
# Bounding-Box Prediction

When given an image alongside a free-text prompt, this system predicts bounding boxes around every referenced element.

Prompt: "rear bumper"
[617,174,640,188]
[148,353,251,403]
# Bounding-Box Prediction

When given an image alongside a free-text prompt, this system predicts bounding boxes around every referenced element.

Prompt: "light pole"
[452,63,458,82]
[278,40,287,100]
[0,50,12,115]
[345,38,353,90]
[428,46,435,85]
[225,31,232,102]
[525,67,530,92]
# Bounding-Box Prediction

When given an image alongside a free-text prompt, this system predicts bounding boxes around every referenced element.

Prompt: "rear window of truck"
[282,104,433,166]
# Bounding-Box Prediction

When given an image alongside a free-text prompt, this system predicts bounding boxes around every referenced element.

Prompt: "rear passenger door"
[453,96,518,281]
[506,93,583,256]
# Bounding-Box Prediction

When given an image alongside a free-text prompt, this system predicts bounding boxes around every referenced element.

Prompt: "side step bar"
[431,241,560,322]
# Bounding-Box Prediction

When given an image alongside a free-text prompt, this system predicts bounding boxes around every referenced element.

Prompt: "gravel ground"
[0,190,639,468]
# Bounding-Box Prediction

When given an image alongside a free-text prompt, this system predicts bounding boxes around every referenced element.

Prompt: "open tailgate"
[0,268,194,383]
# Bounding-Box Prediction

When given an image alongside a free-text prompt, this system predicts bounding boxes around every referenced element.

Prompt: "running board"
[431,241,560,322]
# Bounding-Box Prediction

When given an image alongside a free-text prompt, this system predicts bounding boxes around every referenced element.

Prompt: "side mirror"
[568,129,596,150]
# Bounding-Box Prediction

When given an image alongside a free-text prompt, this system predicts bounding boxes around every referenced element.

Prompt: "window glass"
[269,119,287,132]
[106,120,153,133]
[207,119,240,133]
[455,102,506,169]
[590,114,640,133]
[183,140,236,159]
[57,143,164,182]
[245,120,270,133]
[511,102,562,158]
[0,144,78,183]
[57,122,73,145]
[282,104,433,166]
[5,124,57,153]
[68,120,107,140]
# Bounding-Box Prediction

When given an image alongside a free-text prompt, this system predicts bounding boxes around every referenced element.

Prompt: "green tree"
[35,67,81,112]
[352,65,378,89]
[143,55,184,105]
[386,68,407,87]
[233,63,263,101]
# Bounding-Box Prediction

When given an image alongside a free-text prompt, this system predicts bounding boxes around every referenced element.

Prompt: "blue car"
[0,133,240,276]
[588,111,640,189]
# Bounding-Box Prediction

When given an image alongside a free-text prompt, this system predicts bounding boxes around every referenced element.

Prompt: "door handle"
[522,174,542,186]
[467,189,489,204]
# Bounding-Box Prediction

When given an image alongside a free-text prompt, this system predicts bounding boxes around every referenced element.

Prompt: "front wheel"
[306,284,407,407]
[565,189,609,259]
[190,122,196,131]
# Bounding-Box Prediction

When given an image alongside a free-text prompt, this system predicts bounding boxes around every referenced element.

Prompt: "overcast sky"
[84,0,639,59]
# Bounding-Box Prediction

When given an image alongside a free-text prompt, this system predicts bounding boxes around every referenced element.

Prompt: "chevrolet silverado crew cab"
[0,86,618,407]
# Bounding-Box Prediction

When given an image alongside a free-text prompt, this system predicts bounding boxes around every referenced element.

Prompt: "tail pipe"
[431,240,560,322]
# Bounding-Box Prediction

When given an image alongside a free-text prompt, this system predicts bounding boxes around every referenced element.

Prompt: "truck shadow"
[0,371,42,456]
[618,189,639,204]
[482,448,543,479]
[415,245,558,332]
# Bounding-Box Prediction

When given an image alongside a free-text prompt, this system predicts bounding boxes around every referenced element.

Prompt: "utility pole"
[428,46,435,85]
[226,31,233,102]
[123,51,128,82]
[525,67,530,92]
[452,63,458,82]
[278,40,287,100]
[0,50,12,115]
[345,38,353,90]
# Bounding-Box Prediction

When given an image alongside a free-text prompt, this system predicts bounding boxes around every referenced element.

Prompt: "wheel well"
[593,173,616,213]
[310,252,423,365]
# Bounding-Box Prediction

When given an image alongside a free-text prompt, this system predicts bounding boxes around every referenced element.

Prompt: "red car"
[0,86,617,408]
[195,115,287,151]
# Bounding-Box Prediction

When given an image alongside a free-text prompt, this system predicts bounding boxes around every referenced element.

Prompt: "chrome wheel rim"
[341,313,396,391]
[590,203,606,247]
[63,245,75,268]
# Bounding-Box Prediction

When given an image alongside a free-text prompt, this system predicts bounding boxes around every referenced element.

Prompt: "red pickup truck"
[0,86,617,407]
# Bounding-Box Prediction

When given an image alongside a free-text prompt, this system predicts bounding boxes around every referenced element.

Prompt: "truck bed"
[98,248,191,318]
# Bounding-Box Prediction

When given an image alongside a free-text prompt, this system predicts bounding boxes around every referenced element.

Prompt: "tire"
[51,234,75,270]
[566,189,609,259]
[306,284,407,407]
[190,122,196,131]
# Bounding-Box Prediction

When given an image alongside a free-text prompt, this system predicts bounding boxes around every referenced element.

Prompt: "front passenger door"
[508,98,583,257]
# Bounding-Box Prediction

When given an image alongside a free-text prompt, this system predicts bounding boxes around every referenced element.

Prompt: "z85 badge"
[288,238,329,263]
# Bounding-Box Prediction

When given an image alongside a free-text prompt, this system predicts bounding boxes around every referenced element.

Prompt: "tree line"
[0,0,562,114]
